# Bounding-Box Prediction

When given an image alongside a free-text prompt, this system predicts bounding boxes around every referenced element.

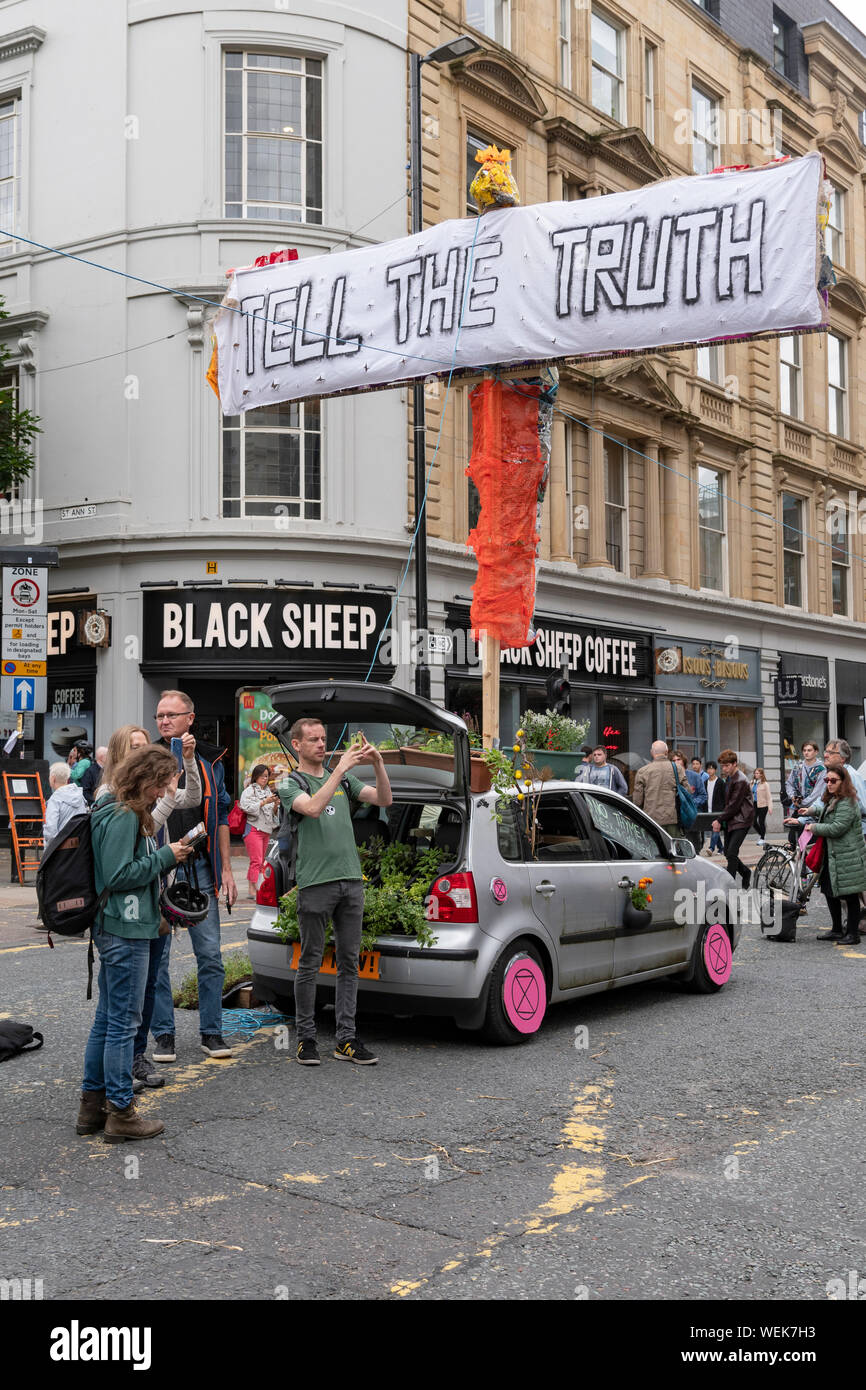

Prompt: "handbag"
[804,835,824,872]
[672,765,697,830]
[227,801,247,835]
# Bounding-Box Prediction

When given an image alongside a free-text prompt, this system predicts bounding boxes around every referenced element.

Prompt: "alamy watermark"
[0,496,43,544]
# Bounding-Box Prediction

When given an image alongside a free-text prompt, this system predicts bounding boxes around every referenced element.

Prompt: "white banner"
[216,153,824,413]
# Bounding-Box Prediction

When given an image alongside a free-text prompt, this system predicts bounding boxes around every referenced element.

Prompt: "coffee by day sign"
[142,589,393,671]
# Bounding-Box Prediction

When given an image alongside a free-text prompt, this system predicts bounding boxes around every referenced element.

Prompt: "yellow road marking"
[390,1076,615,1298]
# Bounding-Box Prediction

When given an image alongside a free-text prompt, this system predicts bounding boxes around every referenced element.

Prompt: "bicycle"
[752,834,819,911]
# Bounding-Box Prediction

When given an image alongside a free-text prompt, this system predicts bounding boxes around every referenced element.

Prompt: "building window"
[772,10,794,80]
[466,0,510,47]
[644,43,656,142]
[696,343,723,385]
[0,96,21,258]
[691,83,720,175]
[224,51,322,224]
[779,335,801,419]
[826,184,845,266]
[698,466,725,591]
[782,492,804,607]
[466,129,495,215]
[222,400,321,519]
[828,333,847,438]
[860,110,866,145]
[832,529,850,616]
[591,11,625,123]
[603,438,626,571]
[0,366,20,499]
[559,0,572,88]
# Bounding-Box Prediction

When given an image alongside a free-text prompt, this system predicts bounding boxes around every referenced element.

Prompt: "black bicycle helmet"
[159,876,210,927]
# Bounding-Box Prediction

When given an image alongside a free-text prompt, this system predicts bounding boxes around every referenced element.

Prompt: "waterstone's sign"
[215,154,824,412]
[142,589,393,672]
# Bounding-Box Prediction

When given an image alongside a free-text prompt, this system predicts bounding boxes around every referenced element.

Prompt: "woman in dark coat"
[788,765,866,944]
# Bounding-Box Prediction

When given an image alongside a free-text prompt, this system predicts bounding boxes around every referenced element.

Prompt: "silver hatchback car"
[247,682,740,1044]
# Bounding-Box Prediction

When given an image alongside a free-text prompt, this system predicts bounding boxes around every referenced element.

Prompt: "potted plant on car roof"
[519,708,591,780]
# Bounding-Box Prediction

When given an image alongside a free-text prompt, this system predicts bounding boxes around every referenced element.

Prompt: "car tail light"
[256,863,278,908]
[426,871,478,924]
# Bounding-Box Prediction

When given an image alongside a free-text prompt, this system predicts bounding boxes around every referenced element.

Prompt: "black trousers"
[754,807,768,838]
[724,826,751,885]
[819,863,861,936]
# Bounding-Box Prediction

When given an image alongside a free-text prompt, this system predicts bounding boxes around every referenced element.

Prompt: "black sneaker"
[132,1054,165,1089]
[296,1039,321,1066]
[200,1034,232,1058]
[152,1034,176,1063]
[817,930,844,941]
[334,1038,378,1066]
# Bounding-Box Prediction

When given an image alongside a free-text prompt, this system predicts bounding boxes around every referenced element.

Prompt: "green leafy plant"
[173,950,252,1009]
[275,838,445,952]
[519,708,590,753]
[0,303,40,492]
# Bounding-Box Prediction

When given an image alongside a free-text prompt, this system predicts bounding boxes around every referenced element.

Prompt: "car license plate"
[288,942,381,980]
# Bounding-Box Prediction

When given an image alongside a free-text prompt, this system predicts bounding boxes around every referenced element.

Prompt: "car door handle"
[617,877,635,890]
[535,881,557,896]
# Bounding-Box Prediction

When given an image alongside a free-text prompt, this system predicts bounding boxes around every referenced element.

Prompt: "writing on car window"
[584,794,661,860]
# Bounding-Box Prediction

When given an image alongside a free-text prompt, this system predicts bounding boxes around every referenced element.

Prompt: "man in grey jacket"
[575,745,628,796]
[632,741,688,837]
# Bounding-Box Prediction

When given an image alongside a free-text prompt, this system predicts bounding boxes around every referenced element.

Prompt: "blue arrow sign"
[12,678,34,711]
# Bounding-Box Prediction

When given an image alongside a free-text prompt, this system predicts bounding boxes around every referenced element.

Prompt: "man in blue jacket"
[148,690,238,1062]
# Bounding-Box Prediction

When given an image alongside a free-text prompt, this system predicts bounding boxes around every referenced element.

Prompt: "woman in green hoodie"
[77,745,193,1144]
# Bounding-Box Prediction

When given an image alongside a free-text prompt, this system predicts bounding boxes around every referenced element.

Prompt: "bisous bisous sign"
[214,154,825,412]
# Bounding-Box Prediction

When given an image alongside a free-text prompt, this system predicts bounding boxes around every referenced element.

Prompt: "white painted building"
[0,0,417,779]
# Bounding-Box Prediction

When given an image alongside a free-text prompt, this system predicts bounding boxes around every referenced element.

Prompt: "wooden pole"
[481,631,500,749]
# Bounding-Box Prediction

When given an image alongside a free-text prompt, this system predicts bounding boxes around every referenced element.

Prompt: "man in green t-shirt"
[280,717,392,1067]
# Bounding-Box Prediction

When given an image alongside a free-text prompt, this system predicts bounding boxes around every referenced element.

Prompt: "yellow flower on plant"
[516,728,524,738]
[517,792,524,801]
[513,744,521,752]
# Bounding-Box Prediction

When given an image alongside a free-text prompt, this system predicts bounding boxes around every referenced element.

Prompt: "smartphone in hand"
[170,737,185,773]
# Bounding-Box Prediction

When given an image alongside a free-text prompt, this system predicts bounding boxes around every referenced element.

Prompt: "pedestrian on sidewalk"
[68,741,93,786]
[80,747,107,806]
[281,719,392,1067]
[672,749,706,851]
[786,765,865,944]
[785,742,824,848]
[711,750,755,888]
[148,690,237,1065]
[43,762,87,846]
[704,762,725,855]
[632,741,687,837]
[751,767,773,841]
[574,744,628,795]
[239,765,281,898]
[76,745,194,1144]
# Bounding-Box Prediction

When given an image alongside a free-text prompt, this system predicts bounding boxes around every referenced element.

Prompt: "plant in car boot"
[629,877,653,911]
[274,841,446,952]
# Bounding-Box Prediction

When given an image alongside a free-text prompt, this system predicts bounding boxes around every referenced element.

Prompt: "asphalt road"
[2,888,864,1304]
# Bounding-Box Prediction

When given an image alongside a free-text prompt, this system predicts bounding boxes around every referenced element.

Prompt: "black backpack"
[281,770,355,888]
[0,1021,44,1062]
[36,812,109,999]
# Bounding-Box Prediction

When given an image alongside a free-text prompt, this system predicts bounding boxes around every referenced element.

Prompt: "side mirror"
[673,837,696,859]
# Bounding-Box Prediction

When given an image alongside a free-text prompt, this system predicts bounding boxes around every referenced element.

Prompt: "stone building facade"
[410,0,866,810]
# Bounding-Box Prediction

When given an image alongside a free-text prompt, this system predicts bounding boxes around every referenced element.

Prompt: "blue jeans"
[709,830,723,852]
[151,862,225,1039]
[133,934,169,1057]
[83,928,152,1108]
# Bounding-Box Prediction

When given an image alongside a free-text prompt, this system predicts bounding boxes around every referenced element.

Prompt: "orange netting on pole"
[467,378,548,649]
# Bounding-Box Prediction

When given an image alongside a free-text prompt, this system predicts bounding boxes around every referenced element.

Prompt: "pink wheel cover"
[502,955,546,1033]
[703,925,732,985]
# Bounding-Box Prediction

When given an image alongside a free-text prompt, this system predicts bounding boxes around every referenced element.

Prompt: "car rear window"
[495,800,523,861]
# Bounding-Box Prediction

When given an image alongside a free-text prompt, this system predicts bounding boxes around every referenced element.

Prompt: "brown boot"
[103,1099,165,1144]
[76,1088,108,1135]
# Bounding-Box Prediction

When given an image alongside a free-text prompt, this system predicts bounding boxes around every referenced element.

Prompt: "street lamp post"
[409,34,480,700]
